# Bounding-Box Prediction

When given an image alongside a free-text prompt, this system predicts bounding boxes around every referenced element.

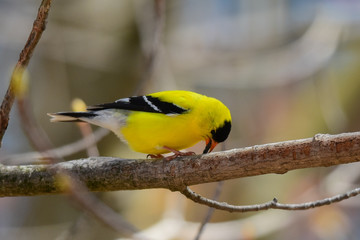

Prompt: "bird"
[48,90,231,160]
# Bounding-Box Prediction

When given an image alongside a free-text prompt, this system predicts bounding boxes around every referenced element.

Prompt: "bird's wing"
[87,95,189,115]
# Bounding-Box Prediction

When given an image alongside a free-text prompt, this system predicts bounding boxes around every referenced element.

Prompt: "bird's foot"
[163,146,196,161]
[147,154,164,159]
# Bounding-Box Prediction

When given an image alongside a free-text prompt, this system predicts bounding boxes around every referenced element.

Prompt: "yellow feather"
[49,90,231,156]
[120,91,231,154]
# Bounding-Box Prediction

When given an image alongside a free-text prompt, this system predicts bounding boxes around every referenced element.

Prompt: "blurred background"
[1,0,360,239]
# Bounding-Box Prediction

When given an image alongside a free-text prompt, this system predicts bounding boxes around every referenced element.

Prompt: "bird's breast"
[120,111,203,154]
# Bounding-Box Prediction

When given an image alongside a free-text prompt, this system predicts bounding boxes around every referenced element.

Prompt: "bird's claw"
[164,151,196,161]
[147,154,164,159]
[147,146,196,160]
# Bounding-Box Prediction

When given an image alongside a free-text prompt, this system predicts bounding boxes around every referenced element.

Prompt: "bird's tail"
[47,112,97,122]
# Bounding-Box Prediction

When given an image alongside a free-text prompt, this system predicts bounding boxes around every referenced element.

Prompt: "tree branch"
[180,186,360,212]
[0,0,52,146]
[0,128,109,164]
[1,131,360,197]
[194,181,224,240]
[133,0,166,95]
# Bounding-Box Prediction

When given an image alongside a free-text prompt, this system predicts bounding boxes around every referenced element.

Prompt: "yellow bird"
[48,90,231,159]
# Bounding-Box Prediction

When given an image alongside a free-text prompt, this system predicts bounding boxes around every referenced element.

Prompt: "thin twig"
[59,174,142,239]
[180,186,360,212]
[55,109,102,240]
[17,98,56,159]
[4,1,139,237]
[72,98,100,157]
[194,181,224,240]
[76,122,100,157]
[16,81,139,238]
[0,0,52,146]
[194,140,228,240]
[133,0,166,95]
[0,128,109,164]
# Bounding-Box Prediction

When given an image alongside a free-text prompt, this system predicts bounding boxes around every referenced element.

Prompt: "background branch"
[133,0,166,95]
[194,181,224,240]
[0,0,52,146]
[0,128,109,164]
[1,131,360,197]
[0,1,140,236]
[2,1,359,239]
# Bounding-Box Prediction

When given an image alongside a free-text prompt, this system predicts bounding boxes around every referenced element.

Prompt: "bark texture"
[1,132,360,197]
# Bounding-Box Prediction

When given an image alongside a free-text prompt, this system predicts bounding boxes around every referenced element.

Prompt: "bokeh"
[1,0,360,239]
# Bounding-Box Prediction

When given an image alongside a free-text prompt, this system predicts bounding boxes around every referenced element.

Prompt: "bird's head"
[202,98,232,154]
[203,120,231,153]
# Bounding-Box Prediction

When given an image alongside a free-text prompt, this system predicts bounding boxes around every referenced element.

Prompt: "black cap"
[211,120,231,143]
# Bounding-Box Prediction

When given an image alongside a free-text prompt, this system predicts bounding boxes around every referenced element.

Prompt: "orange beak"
[203,138,218,154]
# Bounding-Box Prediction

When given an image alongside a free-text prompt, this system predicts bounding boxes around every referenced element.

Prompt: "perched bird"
[48,90,231,159]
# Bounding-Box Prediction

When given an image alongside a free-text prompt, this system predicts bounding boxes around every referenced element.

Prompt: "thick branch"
[1,132,360,197]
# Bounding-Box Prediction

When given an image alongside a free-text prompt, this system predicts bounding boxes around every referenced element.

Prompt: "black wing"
[87,95,188,115]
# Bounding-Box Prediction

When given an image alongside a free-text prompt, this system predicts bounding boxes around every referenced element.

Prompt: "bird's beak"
[203,138,218,154]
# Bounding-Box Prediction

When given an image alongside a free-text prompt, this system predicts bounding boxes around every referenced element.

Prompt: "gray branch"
[1,132,360,197]
[180,186,360,212]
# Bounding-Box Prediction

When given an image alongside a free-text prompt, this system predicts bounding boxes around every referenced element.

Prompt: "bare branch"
[1,132,360,197]
[194,144,227,240]
[15,97,140,236]
[59,174,141,238]
[1,2,139,236]
[0,0,52,146]
[133,0,166,95]
[15,80,139,238]
[76,122,100,157]
[17,98,56,157]
[180,186,360,212]
[194,181,224,240]
[0,128,109,164]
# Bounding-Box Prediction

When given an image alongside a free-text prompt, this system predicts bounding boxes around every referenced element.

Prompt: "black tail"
[48,111,97,122]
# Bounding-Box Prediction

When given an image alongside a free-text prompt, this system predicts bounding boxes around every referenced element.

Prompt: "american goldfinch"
[48,90,231,159]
